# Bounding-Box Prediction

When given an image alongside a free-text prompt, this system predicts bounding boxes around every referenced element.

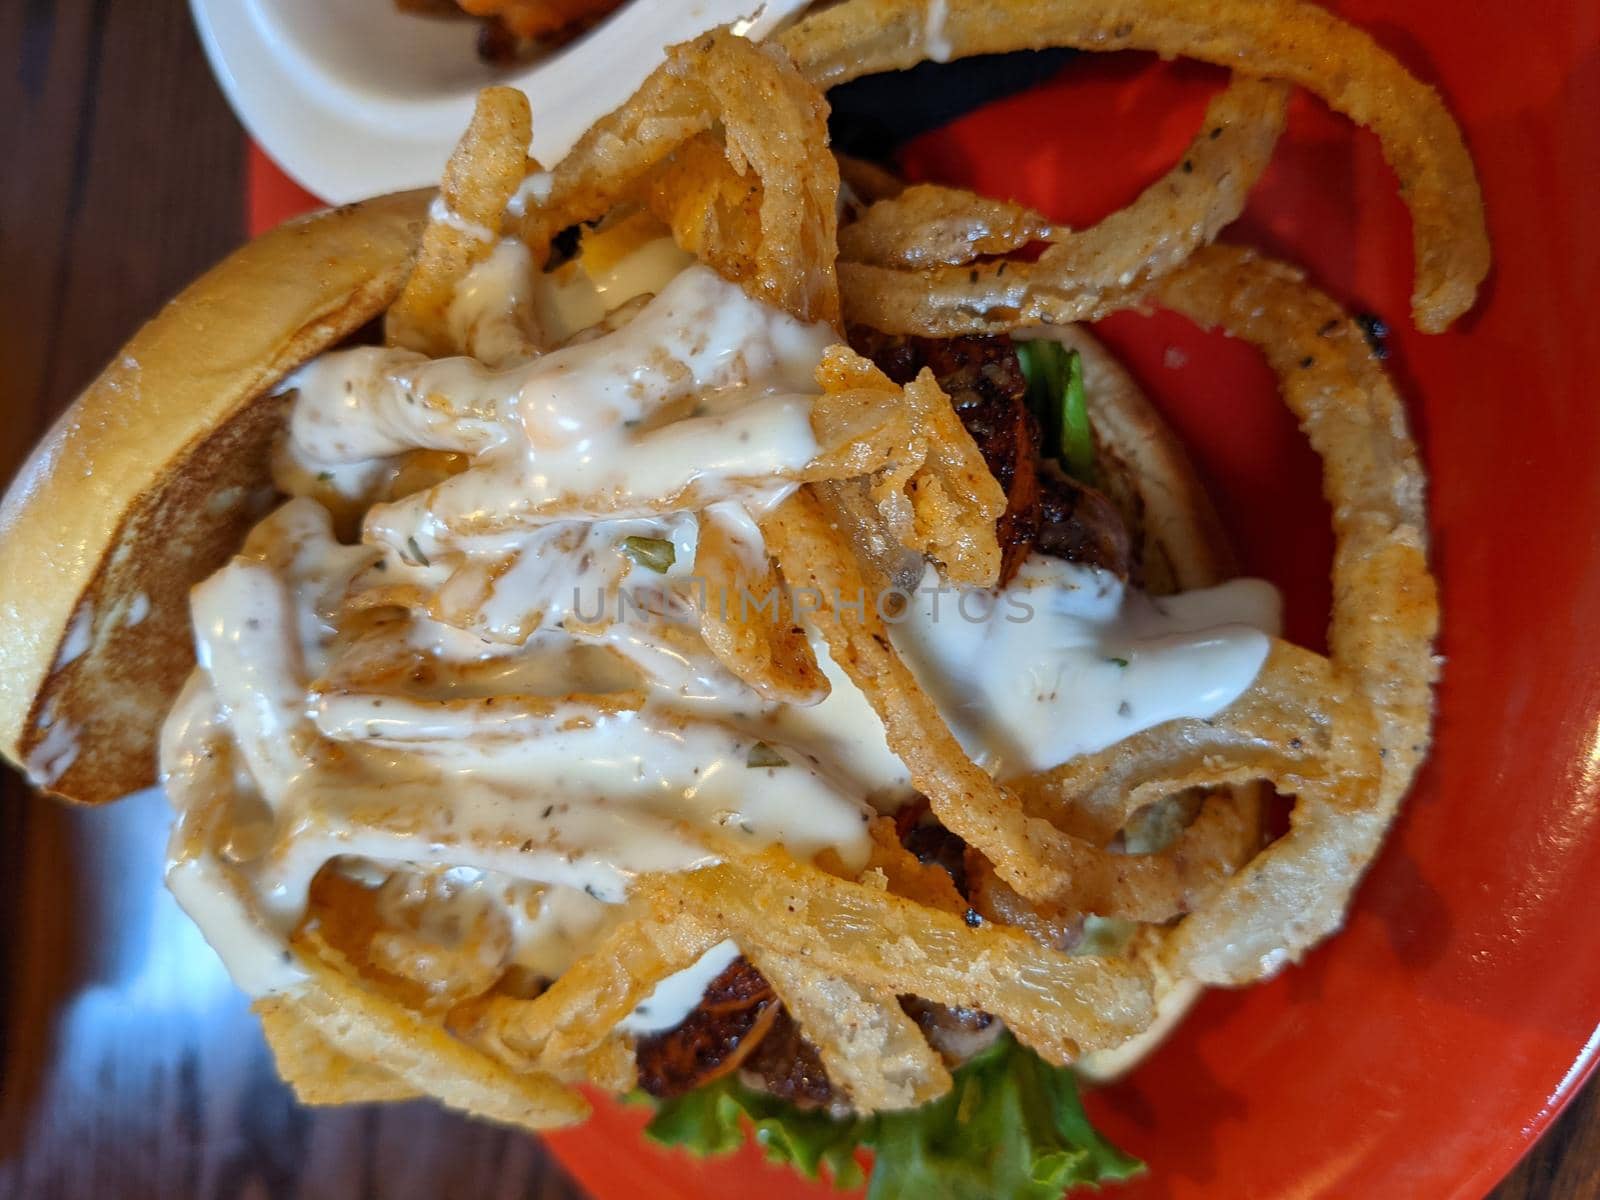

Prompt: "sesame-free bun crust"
[0,190,431,803]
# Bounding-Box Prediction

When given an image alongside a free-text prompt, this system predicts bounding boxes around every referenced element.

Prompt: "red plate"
[249,2,1600,1194]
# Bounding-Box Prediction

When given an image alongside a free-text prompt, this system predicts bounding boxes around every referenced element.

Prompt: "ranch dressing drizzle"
[892,561,1279,778]
[924,0,953,62]
[282,266,833,546]
[446,239,540,369]
[164,497,877,995]
[504,171,553,218]
[620,939,742,1035]
[162,240,1281,1036]
[427,194,494,244]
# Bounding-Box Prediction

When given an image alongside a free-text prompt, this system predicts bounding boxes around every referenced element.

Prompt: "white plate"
[190,0,813,204]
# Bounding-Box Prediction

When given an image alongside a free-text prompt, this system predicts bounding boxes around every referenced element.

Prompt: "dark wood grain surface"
[0,4,1595,1199]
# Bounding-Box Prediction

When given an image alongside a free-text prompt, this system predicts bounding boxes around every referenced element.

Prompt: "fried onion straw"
[387,88,535,358]
[836,76,1290,335]
[777,237,1435,979]
[1137,245,1438,979]
[749,950,953,1109]
[837,184,1056,270]
[651,854,1157,1064]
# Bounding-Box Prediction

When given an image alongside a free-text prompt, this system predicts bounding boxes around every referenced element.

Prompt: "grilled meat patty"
[848,328,1133,581]
[634,957,780,1098]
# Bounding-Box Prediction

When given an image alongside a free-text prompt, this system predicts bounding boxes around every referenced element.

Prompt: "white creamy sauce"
[619,939,742,1035]
[54,602,94,668]
[162,242,1282,1045]
[162,495,877,997]
[284,266,833,548]
[167,853,304,996]
[283,346,502,466]
[504,881,616,980]
[925,0,953,62]
[161,669,310,996]
[427,194,494,244]
[749,636,912,804]
[446,239,539,368]
[892,560,1279,779]
[504,171,554,218]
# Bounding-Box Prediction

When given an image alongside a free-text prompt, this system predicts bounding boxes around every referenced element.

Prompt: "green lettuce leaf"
[1015,340,1096,484]
[642,1035,1142,1199]
[864,1035,1142,1200]
[642,1073,867,1187]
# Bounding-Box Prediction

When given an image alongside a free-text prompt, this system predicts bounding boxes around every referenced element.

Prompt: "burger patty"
[634,956,782,1098]
[1036,465,1134,580]
[634,955,842,1109]
[738,1006,838,1109]
[847,328,1133,581]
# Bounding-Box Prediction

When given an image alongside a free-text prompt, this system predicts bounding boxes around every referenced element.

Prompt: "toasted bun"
[1028,326,1236,594]
[0,190,431,803]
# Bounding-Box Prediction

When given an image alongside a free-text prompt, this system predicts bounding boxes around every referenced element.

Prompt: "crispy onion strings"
[287,934,590,1127]
[652,855,1155,1065]
[837,76,1290,335]
[474,914,724,1076]
[838,183,1056,270]
[1003,245,1435,982]
[763,484,1259,919]
[1143,245,1437,816]
[749,950,952,1110]
[761,487,1075,902]
[767,242,1436,980]
[467,846,1152,1103]
[695,510,830,704]
[1014,641,1383,956]
[199,0,1466,1117]
[257,996,422,1105]
[780,0,1490,332]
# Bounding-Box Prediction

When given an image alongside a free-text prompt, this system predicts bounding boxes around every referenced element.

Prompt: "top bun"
[0,190,429,803]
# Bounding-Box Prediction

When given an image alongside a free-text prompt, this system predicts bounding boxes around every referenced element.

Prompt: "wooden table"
[0,4,1594,1197]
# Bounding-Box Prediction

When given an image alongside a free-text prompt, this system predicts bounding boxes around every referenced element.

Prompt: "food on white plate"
[0,0,1483,1193]
[395,0,630,67]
